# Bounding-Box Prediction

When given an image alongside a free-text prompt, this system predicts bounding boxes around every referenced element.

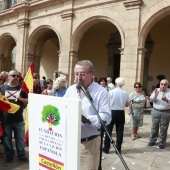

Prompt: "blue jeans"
[4,121,26,159]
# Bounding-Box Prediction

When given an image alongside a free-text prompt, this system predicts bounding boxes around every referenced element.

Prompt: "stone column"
[136,47,146,83]
[15,10,29,74]
[25,53,35,74]
[107,44,114,77]
[59,1,74,85]
[143,34,154,94]
[106,32,121,80]
[69,51,79,85]
[34,55,41,73]
[25,53,41,75]
[123,0,143,92]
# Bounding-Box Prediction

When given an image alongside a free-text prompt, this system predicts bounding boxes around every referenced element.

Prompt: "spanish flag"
[21,62,34,94]
[21,62,34,146]
[0,93,20,113]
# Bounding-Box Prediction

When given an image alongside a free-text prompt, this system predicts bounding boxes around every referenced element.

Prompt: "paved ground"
[0,109,170,170]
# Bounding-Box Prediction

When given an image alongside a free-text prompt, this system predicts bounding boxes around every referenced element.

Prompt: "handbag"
[146,99,151,108]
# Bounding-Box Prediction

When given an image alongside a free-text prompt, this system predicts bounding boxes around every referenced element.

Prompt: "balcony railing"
[0,0,34,11]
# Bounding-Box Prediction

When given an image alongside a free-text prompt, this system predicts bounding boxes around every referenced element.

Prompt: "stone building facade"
[0,0,170,93]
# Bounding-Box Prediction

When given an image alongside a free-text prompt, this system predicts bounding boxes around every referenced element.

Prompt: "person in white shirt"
[64,60,111,170]
[103,77,128,154]
[149,79,170,149]
[107,77,115,91]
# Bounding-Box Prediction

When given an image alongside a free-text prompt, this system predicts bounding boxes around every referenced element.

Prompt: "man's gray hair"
[75,60,94,72]
[115,77,125,86]
[8,69,18,75]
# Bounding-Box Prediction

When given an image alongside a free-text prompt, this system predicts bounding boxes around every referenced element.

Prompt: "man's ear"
[90,71,94,77]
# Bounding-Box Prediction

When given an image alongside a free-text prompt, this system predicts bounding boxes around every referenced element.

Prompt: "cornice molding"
[61,12,74,21]
[137,47,146,54]
[124,0,143,10]
[119,48,124,55]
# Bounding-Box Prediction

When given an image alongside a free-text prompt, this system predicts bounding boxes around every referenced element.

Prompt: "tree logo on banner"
[41,105,61,131]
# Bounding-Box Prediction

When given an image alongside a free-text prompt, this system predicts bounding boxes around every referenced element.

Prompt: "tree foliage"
[41,105,60,126]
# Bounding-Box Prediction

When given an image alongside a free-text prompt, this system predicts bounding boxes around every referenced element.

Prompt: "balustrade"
[0,0,35,11]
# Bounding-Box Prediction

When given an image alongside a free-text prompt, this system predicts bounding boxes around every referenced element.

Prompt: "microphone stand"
[98,121,105,170]
[79,86,130,170]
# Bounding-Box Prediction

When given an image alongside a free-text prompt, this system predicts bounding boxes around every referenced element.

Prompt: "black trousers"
[103,110,125,152]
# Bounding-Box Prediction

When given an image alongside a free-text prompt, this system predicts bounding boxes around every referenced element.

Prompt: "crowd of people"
[0,60,170,169]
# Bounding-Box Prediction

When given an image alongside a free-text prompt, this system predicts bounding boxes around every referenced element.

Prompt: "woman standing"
[42,79,54,96]
[33,73,42,94]
[53,77,67,97]
[98,77,108,91]
[128,82,147,140]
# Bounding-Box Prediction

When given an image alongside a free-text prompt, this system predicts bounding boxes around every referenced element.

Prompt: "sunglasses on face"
[161,83,167,86]
[9,75,20,78]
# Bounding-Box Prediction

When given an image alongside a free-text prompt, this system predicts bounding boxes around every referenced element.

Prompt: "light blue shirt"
[64,82,111,138]
[150,88,170,110]
[109,87,129,110]
[107,83,115,91]
[54,87,67,97]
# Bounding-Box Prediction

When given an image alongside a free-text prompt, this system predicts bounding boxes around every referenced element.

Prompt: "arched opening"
[142,15,170,94]
[27,26,60,79]
[0,34,16,72]
[72,18,122,84]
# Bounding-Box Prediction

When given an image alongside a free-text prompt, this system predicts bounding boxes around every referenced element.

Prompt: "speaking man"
[64,60,111,170]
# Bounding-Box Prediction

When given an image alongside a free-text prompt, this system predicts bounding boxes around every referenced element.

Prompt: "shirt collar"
[86,81,95,91]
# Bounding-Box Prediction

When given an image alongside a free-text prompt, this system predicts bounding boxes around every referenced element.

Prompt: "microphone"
[77,82,93,102]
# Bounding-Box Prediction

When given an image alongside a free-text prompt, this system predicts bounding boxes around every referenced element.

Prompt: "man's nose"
[76,76,82,82]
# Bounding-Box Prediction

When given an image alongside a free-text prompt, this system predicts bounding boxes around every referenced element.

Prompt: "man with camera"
[53,70,69,81]
[64,60,111,170]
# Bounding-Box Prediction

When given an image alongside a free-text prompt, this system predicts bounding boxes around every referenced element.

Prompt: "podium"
[28,93,81,170]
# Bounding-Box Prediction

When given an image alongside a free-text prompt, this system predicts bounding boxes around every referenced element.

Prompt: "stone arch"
[139,5,170,47]
[26,25,61,73]
[139,4,170,93]
[27,25,61,55]
[0,33,16,71]
[70,16,124,52]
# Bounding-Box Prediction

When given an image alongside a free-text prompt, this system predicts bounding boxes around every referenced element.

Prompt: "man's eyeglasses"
[33,77,39,79]
[135,86,141,88]
[74,72,89,77]
[161,83,167,86]
[9,75,19,78]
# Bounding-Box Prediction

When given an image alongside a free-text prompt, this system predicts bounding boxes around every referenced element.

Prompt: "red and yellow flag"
[21,62,34,146]
[0,93,20,114]
[21,62,34,94]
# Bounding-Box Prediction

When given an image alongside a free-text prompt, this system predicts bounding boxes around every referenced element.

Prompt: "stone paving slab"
[0,109,170,170]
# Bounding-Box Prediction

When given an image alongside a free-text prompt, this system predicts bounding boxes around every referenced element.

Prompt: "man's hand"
[162,95,168,102]
[154,89,159,98]
[16,92,22,101]
[15,91,28,105]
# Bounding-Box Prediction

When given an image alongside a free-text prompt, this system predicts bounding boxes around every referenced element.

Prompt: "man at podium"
[64,60,111,170]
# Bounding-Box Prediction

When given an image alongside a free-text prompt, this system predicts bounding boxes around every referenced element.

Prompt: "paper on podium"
[82,115,91,124]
